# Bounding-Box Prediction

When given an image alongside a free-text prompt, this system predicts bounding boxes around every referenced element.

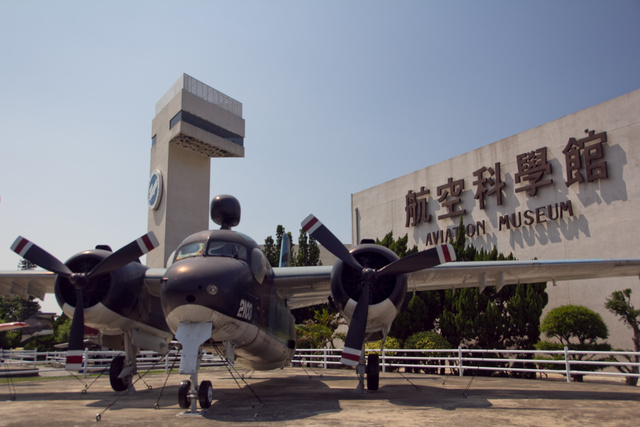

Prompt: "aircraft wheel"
[109,355,132,392]
[366,353,380,391]
[198,380,213,409]
[178,380,191,409]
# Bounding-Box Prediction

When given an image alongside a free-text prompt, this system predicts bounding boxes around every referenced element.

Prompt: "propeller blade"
[11,236,73,277]
[377,243,456,277]
[340,283,370,366]
[302,215,363,271]
[87,232,159,278]
[66,287,85,370]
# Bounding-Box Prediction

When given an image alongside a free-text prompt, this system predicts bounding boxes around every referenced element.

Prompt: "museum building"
[351,89,640,349]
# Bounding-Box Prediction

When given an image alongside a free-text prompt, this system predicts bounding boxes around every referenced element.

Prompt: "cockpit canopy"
[174,240,248,262]
[171,229,271,284]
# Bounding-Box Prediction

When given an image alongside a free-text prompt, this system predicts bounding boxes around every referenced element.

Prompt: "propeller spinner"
[11,232,159,369]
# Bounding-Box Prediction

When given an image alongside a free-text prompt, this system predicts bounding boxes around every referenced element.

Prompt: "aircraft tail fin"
[279,233,291,267]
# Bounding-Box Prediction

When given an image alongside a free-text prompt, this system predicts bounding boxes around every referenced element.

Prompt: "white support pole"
[82,348,89,379]
[382,348,386,373]
[564,346,571,383]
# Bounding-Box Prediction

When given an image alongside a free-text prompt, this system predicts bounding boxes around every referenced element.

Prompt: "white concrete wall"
[352,89,640,349]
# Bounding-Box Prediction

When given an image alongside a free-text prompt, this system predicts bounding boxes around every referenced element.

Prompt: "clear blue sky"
[1,0,639,278]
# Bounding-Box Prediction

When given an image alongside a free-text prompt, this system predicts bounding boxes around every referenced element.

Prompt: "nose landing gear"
[175,322,214,415]
[178,379,213,412]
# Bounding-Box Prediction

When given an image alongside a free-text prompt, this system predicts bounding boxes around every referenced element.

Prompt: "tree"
[376,232,417,258]
[0,296,41,348]
[263,225,294,267]
[18,258,37,271]
[605,288,640,385]
[536,305,611,381]
[0,296,40,324]
[440,221,548,352]
[435,220,549,377]
[540,305,609,346]
[295,308,344,349]
[295,228,319,267]
[263,235,278,267]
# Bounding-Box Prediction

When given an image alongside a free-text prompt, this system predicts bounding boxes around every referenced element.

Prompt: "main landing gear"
[109,355,133,392]
[356,353,380,392]
[109,331,137,392]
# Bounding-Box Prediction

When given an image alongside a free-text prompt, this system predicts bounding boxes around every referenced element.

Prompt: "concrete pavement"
[1,366,639,426]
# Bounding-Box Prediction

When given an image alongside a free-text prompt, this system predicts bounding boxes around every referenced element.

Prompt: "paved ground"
[1,367,639,426]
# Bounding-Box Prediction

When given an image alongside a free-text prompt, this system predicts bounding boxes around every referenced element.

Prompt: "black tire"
[109,356,131,392]
[367,353,380,391]
[198,380,213,409]
[178,380,191,409]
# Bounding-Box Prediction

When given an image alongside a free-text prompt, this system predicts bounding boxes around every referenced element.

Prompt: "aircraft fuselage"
[161,229,296,370]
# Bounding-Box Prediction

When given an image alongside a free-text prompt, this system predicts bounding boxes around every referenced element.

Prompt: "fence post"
[382,348,386,373]
[83,348,89,379]
[323,347,327,370]
[458,346,464,377]
[564,346,571,383]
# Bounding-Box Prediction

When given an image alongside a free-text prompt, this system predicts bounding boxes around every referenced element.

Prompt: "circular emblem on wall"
[148,169,163,210]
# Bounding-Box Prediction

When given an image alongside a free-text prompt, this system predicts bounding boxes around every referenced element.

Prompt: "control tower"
[147,74,245,267]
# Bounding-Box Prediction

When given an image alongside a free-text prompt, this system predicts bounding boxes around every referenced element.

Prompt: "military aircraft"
[0,312,54,340]
[2,194,640,413]
[0,321,29,332]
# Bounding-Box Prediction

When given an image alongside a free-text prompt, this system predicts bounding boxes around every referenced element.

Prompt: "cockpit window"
[207,241,248,260]
[174,242,206,261]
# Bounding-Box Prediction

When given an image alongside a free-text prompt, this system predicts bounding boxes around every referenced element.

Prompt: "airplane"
[0,312,55,339]
[2,194,640,414]
[0,321,29,332]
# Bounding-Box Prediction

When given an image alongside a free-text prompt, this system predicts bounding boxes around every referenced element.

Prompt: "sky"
[1,0,639,286]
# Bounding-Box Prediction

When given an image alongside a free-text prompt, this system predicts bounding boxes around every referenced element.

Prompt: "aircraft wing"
[272,259,640,309]
[272,266,333,309]
[0,270,56,300]
[406,258,640,292]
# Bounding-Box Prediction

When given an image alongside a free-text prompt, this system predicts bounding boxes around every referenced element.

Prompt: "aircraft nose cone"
[160,256,253,321]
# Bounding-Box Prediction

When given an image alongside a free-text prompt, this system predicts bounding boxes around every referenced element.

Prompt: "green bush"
[537,305,612,381]
[365,336,401,356]
[404,331,451,350]
[403,331,452,374]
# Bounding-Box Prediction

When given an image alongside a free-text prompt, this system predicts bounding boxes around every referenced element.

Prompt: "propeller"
[11,232,159,369]
[301,215,455,366]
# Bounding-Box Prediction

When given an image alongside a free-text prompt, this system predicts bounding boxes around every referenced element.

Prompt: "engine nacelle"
[330,244,407,339]
[54,249,146,332]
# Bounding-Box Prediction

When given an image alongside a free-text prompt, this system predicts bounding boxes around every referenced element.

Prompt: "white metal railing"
[3,347,639,384]
[292,347,640,383]
[0,348,227,378]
